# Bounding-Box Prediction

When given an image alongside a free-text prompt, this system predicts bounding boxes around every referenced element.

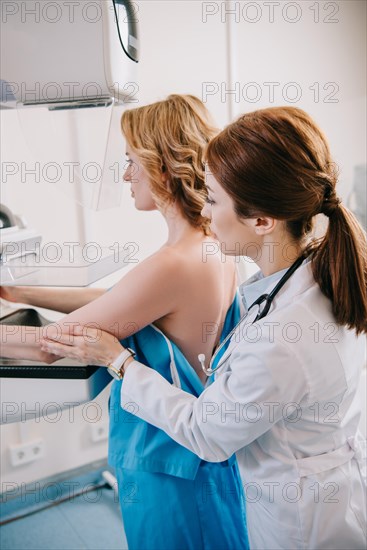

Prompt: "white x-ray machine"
[0,0,140,424]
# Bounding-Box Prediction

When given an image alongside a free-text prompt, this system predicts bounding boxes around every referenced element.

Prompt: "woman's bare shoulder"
[122,237,237,305]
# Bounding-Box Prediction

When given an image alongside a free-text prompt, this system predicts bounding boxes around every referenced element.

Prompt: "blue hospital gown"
[108,295,249,550]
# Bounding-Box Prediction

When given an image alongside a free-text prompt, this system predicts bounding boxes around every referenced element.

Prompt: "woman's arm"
[52,249,181,340]
[1,249,181,362]
[41,325,308,460]
[0,286,106,313]
[119,338,307,462]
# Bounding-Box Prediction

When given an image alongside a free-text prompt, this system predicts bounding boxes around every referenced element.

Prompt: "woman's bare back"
[154,235,237,380]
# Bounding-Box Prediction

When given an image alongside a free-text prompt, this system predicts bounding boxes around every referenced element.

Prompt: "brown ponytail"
[206,106,367,334]
[310,203,367,334]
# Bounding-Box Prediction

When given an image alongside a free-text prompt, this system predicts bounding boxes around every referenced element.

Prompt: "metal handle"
[113,0,139,63]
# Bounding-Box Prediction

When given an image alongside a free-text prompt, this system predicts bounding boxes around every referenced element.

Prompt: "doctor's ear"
[253,216,277,235]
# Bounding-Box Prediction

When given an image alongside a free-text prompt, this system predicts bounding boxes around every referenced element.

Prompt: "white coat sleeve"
[121,337,309,462]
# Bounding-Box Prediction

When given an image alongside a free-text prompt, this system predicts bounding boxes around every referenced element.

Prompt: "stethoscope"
[198,253,307,377]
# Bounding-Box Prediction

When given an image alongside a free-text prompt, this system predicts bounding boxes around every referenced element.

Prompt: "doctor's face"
[202,168,257,256]
[123,146,157,211]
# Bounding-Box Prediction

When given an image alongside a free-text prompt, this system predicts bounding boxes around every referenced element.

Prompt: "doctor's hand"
[40,325,125,366]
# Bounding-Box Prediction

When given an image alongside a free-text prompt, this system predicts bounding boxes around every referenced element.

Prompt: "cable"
[0,481,113,526]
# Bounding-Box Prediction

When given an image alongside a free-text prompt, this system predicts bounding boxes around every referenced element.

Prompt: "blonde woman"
[1,95,249,550]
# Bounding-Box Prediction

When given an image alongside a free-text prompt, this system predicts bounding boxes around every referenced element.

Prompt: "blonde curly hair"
[121,94,218,235]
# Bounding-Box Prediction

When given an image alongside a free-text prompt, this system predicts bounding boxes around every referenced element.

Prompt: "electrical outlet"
[9,438,45,467]
[90,422,109,443]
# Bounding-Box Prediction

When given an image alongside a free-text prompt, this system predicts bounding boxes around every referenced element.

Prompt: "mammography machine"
[0,0,140,424]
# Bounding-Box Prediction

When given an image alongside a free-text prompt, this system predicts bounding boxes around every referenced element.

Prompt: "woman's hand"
[40,325,125,366]
[0,286,25,303]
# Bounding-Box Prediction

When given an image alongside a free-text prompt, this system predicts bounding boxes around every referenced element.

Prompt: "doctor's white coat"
[121,261,367,549]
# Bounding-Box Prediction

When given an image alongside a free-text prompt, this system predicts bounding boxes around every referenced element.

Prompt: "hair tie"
[322,194,342,217]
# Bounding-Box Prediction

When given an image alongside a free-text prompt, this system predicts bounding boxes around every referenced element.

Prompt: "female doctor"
[42,106,367,549]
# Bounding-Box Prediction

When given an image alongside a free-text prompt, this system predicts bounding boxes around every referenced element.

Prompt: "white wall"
[81,0,231,266]
[1,0,366,488]
[0,0,232,486]
[226,0,366,200]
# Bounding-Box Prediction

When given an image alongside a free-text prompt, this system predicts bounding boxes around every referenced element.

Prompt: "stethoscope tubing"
[200,253,307,377]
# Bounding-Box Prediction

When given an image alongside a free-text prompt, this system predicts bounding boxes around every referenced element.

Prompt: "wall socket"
[9,438,45,467]
[89,422,109,443]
